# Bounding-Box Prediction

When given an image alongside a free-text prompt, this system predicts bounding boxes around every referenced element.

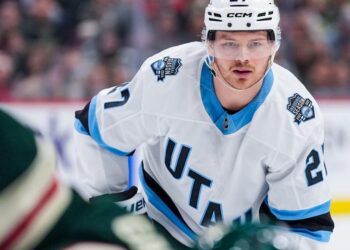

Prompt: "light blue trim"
[88,96,131,157]
[200,63,274,135]
[274,226,332,242]
[266,199,331,220]
[74,119,88,135]
[127,156,135,188]
[139,167,197,242]
[291,228,332,242]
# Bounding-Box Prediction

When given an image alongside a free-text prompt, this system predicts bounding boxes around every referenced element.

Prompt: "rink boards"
[1,100,350,215]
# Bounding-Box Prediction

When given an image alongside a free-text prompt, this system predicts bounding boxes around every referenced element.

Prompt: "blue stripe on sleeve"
[291,228,332,242]
[266,199,331,221]
[128,156,136,188]
[139,167,197,242]
[88,96,131,157]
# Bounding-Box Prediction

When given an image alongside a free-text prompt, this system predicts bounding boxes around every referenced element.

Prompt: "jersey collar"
[200,63,274,135]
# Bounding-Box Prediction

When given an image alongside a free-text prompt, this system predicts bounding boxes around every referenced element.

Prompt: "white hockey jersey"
[74,42,334,249]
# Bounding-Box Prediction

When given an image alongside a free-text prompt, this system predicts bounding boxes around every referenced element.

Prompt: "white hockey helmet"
[204,0,281,46]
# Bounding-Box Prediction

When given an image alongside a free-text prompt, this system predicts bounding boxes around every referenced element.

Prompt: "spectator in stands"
[0,53,14,100]
[0,0,349,100]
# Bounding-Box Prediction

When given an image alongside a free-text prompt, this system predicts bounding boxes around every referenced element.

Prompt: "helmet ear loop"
[258,43,279,85]
[205,41,217,76]
[266,42,280,70]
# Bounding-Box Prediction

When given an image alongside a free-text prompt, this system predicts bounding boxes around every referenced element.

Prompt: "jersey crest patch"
[287,93,315,124]
[151,57,182,81]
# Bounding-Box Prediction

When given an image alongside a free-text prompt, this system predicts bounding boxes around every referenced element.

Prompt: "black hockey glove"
[89,186,146,215]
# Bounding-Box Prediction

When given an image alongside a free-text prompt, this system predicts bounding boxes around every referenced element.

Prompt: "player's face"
[208,31,275,89]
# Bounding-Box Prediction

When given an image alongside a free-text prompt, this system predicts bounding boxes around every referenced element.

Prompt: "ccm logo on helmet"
[227,13,253,18]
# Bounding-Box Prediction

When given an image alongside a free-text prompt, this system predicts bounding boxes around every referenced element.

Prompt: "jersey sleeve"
[73,65,159,199]
[263,122,334,247]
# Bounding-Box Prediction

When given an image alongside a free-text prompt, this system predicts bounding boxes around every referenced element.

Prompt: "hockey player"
[74,0,334,249]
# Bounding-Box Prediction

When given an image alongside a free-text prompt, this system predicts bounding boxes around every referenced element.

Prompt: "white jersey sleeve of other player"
[74,42,333,248]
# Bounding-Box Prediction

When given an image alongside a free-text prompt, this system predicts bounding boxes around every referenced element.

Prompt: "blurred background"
[0,0,349,249]
[0,0,349,100]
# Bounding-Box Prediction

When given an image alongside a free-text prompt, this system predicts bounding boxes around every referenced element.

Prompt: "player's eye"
[248,41,263,49]
[221,41,239,49]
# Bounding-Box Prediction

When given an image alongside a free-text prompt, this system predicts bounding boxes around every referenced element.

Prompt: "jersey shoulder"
[139,42,207,82]
[132,42,207,117]
[264,64,324,138]
[249,65,325,163]
[272,63,311,96]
